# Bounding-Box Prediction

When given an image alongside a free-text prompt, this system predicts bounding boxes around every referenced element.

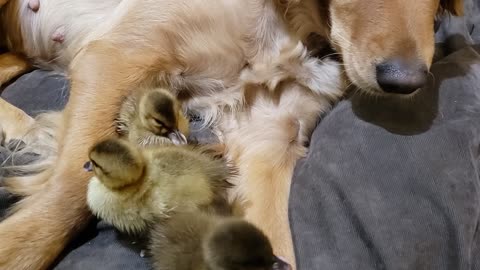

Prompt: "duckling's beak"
[83,161,93,172]
[168,130,188,145]
[272,255,291,270]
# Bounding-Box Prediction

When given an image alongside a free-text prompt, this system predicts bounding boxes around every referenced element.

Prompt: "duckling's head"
[204,219,292,270]
[85,138,155,234]
[85,138,145,189]
[138,88,189,145]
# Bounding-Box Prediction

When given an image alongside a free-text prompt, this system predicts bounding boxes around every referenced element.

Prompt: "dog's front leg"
[225,113,302,270]
[0,40,155,270]
[224,85,326,270]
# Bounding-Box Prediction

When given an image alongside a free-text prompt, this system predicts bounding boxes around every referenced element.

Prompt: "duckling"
[116,87,189,146]
[85,138,234,234]
[85,139,292,269]
[151,211,292,270]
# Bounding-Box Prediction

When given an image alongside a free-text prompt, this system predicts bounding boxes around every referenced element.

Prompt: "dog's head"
[283,0,463,95]
[328,0,463,95]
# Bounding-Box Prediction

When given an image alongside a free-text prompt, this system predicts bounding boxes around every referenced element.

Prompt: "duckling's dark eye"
[153,117,174,132]
[91,160,101,170]
[153,118,166,127]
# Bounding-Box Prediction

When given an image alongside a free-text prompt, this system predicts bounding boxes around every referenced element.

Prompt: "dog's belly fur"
[1,0,122,69]
[3,0,249,83]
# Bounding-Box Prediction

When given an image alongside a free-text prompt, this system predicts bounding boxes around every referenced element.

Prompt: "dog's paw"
[0,125,28,151]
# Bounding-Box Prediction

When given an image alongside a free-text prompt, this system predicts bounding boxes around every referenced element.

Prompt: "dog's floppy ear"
[439,0,464,16]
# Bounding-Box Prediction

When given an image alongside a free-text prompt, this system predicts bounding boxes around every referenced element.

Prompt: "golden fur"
[278,0,464,94]
[0,98,35,141]
[0,0,463,269]
[0,52,31,87]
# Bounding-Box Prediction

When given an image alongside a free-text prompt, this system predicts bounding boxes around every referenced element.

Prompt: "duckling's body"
[150,211,289,270]
[86,89,290,269]
[116,87,189,146]
[86,138,233,234]
[151,211,290,270]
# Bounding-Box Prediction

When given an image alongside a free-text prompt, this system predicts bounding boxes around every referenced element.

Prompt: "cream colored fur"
[1,0,123,70]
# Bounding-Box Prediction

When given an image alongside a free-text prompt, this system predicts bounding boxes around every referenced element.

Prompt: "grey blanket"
[291,45,480,269]
[1,1,480,269]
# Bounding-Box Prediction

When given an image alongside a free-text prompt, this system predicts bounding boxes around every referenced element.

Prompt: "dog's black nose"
[376,59,428,94]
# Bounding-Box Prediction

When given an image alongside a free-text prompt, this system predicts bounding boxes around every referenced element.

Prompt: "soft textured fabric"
[290,45,480,270]
[0,1,479,269]
[1,70,69,117]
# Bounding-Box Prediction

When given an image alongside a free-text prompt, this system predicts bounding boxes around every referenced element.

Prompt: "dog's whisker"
[320,52,342,59]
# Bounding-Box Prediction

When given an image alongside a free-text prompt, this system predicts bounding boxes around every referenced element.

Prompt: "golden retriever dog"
[0,0,463,269]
